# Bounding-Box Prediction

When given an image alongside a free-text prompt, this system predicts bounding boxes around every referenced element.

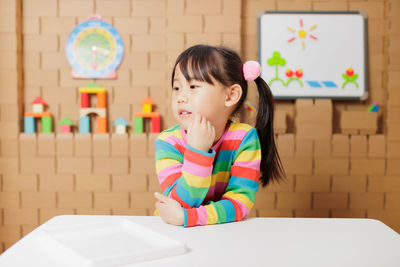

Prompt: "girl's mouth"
[178,109,192,117]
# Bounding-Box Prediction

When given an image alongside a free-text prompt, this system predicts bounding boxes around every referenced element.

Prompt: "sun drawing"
[287,18,318,50]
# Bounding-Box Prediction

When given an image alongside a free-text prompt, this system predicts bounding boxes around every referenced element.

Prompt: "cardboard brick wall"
[0,0,399,253]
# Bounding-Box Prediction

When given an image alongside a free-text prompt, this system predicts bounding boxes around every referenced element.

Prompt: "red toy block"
[151,116,161,133]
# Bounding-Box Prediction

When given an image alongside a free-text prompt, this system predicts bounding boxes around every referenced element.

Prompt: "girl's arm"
[182,128,261,227]
[155,138,215,208]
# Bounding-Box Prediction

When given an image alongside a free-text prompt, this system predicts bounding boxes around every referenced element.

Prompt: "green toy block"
[41,116,53,133]
[134,117,144,133]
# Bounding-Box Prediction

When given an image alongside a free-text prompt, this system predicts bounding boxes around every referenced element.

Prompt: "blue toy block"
[24,116,35,133]
[79,116,90,133]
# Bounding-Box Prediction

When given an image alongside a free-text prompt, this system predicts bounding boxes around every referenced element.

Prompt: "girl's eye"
[172,87,179,91]
[190,85,199,89]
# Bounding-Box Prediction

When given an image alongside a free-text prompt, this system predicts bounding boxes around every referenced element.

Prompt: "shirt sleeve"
[182,128,261,227]
[155,138,216,208]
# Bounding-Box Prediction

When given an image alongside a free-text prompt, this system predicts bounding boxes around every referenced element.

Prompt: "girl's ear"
[224,84,242,107]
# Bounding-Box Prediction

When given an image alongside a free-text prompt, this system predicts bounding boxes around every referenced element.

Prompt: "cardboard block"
[340,111,377,134]
[74,133,91,157]
[387,159,400,175]
[56,133,73,156]
[0,226,21,243]
[130,157,156,175]
[57,192,92,209]
[368,176,400,193]
[94,192,129,209]
[112,175,147,192]
[296,123,332,140]
[277,133,295,157]
[295,138,313,158]
[93,133,110,157]
[75,174,110,192]
[294,209,329,218]
[1,139,18,157]
[2,174,37,192]
[276,192,311,209]
[39,174,74,192]
[130,192,155,209]
[332,175,367,193]
[386,193,400,209]
[258,209,293,217]
[350,193,384,209]
[0,192,19,208]
[350,135,368,158]
[130,133,147,157]
[350,158,385,175]
[38,133,55,156]
[259,175,294,193]
[295,175,330,192]
[387,141,400,158]
[331,209,366,218]
[313,192,348,209]
[314,158,349,175]
[387,124,400,141]
[57,156,92,174]
[280,157,312,175]
[111,133,129,156]
[20,157,55,174]
[253,192,275,209]
[314,140,331,158]
[3,208,38,226]
[273,110,287,134]
[19,133,36,157]
[332,134,350,158]
[147,133,158,156]
[0,157,18,175]
[21,191,56,208]
[93,157,129,174]
[368,135,386,158]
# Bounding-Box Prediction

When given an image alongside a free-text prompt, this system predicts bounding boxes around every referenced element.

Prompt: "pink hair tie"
[243,61,261,82]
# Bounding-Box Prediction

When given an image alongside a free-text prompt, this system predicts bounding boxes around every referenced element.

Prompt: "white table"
[1,215,399,267]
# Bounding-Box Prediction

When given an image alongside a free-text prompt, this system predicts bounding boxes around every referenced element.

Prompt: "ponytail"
[254,77,285,186]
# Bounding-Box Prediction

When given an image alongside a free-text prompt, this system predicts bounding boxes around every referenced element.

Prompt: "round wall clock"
[66,17,124,79]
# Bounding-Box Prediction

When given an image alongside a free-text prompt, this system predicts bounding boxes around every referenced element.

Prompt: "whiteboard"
[258,11,368,100]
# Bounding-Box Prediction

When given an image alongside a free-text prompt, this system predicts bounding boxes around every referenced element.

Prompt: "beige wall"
[0,0,398,252]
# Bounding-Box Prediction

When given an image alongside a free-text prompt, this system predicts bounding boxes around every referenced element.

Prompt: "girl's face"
[171,64,229,131]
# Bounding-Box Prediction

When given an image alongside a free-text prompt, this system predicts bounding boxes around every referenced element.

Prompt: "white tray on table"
[37,219,187,267]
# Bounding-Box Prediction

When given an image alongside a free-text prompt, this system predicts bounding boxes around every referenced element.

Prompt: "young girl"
[154,45,285,227]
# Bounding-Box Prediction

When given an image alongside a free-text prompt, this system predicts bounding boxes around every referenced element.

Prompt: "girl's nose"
[177,93,187,103]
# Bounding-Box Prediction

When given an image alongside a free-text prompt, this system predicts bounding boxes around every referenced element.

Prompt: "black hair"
[171,44,285,187]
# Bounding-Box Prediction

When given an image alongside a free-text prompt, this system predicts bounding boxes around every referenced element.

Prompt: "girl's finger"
[154,192,167,203]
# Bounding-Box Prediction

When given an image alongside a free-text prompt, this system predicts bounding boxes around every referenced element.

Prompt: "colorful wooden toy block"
[32,97,46,113]
[24,97,53,133]
[59,117,74,133]
[113,117,129,134]
[133,97,161,134]
[79,83,108,134]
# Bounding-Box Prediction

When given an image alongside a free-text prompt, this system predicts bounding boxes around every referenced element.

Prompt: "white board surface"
[38,219,187,267]
[258,11,368,100]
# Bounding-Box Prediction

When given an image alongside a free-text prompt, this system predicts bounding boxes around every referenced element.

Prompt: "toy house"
[113,117,129,134]
[24,97,53,133]
[79,83,107,134]
[133,96,160,133]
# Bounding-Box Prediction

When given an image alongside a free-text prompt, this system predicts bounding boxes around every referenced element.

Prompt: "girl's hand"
[154,192,184,226]
[186,114,216,153]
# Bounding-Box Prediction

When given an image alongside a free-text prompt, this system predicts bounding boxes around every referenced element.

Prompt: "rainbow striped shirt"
[154,122,261,227]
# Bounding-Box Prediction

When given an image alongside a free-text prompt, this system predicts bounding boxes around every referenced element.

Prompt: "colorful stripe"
[154,122,261,227]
